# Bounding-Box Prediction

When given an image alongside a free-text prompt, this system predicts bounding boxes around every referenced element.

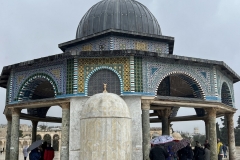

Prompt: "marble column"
[157,109,171,135]
[60,103,70,160]
[10,108,21,160]
[31,120,38,143]
[226,113,237,160]
[206,108,217,160]
[204,118,210,140]
[5,115,12,160]
[141,100,151,160]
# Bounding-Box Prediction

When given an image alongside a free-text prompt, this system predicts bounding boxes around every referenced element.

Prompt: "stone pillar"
[10,108,21,160]
[5,115,12,160]
[206,108,217,160]
[204,118,210,140]
[60,103,70,160]
[226,113,237,160]
[31,120,38,143]
[157,109,171,135]
[141,100,151,160]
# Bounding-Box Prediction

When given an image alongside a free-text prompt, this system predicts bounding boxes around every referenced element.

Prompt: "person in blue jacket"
[29,147,41,160]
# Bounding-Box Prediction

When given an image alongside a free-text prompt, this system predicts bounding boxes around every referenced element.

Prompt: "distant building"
[0,124,61,152]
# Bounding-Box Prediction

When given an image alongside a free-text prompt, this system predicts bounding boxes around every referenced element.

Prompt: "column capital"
[226,112,234,120]
[157,108,171,118]
[31,120,38,125]
[60,103,70,109]
[141,100,152,110]
[11,108,21,116]
[205,108,217,117]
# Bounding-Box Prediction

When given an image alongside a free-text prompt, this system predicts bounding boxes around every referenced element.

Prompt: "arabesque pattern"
[78,57,130,93]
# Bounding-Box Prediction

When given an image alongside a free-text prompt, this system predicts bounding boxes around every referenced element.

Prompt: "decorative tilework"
[66,35,169,54]
[11,59,66,102]
[135,42,147,51]
[129,56,135,92]
[134,57,143,92]
[221,82,233,107]
[17,73,58,101]
[66,59,74,94]
[216,68,234,107]
[78,57,130,93]
[73,58,78,94]
[7,71,13,104]
[142,57,214,98]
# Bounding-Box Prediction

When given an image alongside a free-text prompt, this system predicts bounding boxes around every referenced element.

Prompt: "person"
[178,146,188,160]
[222,144,228,158]
[204,143,210,160]
[204,139,210,148]
[23,146,28,160]
[194,143,205,160]
[185,143,193,160]
[40,141,47,160]
[2,147,4,152]
[149,144,169,160]
[44,143,55,160]
[29,147,41,160]
[217,139,223,160]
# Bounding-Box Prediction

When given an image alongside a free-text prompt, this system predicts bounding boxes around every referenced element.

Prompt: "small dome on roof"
[76,0,162,39]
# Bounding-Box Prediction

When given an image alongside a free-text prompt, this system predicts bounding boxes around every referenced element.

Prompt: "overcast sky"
[0,0,240,134]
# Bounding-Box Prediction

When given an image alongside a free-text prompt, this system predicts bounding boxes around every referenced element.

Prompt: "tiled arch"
[221,82,233,107]
[85,66,123,95]
[17,73,59,101]
[155,71,206,117]
[155,71,205,99]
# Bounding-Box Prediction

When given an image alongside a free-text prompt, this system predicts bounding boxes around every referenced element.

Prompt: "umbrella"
[172,138,190,152]
[27,140,43,152]
[151,135,174,145]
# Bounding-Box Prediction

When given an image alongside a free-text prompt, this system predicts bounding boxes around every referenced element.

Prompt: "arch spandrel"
[142,59,214,97]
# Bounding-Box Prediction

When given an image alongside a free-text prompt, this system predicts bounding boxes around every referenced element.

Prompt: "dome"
[81,93,130,118]
[76,0,162,39]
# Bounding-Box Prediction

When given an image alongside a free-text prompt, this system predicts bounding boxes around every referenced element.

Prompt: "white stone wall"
[122,96,143,160]
[69,97,89,160]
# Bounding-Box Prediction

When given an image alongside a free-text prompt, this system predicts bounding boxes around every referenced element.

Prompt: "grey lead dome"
[76,0,162,39]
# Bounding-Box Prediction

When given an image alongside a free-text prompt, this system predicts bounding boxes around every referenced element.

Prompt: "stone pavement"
[0,151,60,160]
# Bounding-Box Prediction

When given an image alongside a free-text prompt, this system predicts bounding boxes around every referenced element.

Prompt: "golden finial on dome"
[103,83,108,93]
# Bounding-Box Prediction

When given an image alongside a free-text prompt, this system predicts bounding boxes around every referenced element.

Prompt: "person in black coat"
[178,147,188,160]
[149,144,169,160]
[186,143,193,160]
[194,143,205,160]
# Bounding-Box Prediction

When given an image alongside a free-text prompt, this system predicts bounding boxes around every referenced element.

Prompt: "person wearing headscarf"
[22,146,28,160]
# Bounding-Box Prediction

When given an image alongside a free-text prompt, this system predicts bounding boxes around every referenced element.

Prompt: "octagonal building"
[0,0,239,159]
